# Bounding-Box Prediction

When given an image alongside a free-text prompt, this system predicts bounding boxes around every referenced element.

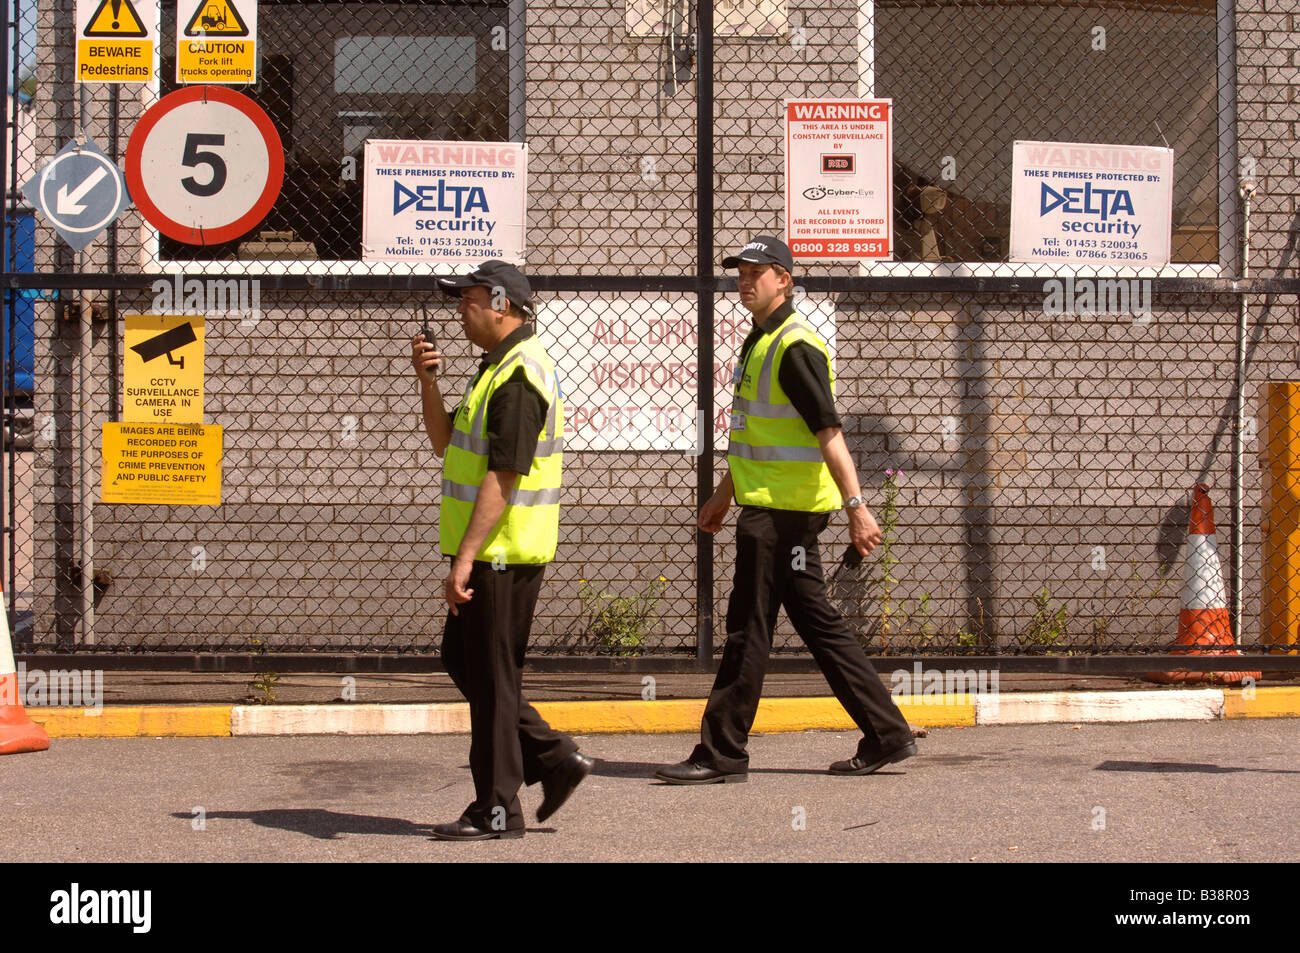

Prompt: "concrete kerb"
[16,686,1300,738]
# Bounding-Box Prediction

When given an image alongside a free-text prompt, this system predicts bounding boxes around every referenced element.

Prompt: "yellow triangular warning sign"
[183,0,249,37]
[83,0,149,38]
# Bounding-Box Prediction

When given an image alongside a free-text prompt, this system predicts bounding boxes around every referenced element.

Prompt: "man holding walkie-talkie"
[411,260,592,840]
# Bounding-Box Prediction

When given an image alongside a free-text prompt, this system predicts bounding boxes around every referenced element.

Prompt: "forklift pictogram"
[200,5,226,30]
[182,0,250,37]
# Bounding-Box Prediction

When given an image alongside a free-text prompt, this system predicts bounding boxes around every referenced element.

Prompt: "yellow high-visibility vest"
[727,313,841,512]
[440,335,563,564]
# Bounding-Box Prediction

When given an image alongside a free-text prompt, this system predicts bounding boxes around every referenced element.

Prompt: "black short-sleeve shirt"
[450,325,548,475]
[736,300,841,433]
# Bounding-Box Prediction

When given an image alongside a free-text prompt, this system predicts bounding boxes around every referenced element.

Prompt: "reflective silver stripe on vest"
[467,348,563,444]
[754,319,818,402]
[441,479,561,506]
[450,430,489,454]
[441,479,478,503]
[468,354,524,434]
[450,429,564,457]
[521,354,561,441]
[509,486,561,505]
[731,396,803,419]
[535,436,564,456]
[726,442,825,463]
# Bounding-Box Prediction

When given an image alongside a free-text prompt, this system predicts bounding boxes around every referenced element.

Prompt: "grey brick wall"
[18,0,1298,655]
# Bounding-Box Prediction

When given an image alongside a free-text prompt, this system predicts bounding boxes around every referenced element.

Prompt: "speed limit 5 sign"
[125,86,283,244]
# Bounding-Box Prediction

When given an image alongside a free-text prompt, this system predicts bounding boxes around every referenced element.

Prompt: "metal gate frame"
[4,4,1300,673]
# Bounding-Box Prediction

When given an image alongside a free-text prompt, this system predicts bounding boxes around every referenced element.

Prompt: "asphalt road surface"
[3,720,1296,863]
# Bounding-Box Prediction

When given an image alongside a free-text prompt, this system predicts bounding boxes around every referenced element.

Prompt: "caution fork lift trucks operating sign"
[177,0,259,84]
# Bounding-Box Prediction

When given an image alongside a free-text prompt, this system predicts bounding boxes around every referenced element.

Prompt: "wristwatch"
[844,496,863,509]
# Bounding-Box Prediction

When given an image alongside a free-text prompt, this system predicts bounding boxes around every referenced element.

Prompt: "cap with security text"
[722,235,795,273]
[437,260,535,317]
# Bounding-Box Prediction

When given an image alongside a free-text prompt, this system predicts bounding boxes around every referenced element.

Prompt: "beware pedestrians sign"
[177,0,257,84]
[20,138,131,251]
[76,0,155,83]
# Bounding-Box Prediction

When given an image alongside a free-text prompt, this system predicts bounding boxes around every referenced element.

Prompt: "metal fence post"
[694,1,714,666]
[2,0,10,624]
[1231,180,1255,643]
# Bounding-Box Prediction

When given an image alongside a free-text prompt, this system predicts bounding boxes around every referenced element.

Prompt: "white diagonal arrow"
[55,166,109,217]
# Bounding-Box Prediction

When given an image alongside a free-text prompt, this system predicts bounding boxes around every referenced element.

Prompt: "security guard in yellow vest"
[412,260,592,839]
[657,236,917,783]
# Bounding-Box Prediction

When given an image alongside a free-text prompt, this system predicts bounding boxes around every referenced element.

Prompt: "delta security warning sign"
[362,140,527,264]
[1010,141,1174,267]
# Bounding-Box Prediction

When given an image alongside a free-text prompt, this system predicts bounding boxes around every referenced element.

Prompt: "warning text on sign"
[124,314,205,423]
[76,40,154,82]
[177,40,255,83]
[101,423,222,505]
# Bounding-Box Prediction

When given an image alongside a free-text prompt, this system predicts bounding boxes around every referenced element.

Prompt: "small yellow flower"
[659,575,666,582]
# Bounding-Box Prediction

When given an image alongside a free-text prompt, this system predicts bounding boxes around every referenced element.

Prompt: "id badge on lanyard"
[730,363,746,430]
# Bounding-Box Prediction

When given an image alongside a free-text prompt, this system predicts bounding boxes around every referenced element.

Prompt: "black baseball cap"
[722,235,795,274]
[437,260,535,317]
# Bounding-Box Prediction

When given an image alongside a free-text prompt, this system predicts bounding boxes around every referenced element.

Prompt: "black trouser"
[441,559,578,829]
[690,506,914,773]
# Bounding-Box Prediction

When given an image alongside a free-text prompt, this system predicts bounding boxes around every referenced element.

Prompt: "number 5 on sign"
[124,86,283,245]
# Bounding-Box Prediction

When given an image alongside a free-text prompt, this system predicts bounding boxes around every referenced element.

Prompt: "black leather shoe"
[537,752,594,822]
[828,740,918,776]
[654,759,748,784]
[431,820,525,841]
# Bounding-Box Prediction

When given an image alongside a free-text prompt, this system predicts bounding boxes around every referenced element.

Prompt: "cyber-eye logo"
[802,186,871,201]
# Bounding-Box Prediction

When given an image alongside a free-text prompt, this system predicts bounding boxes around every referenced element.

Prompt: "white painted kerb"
[976,689,1224,725]
[231,702,471,736]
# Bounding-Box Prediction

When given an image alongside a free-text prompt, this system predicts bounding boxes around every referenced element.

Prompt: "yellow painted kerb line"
[27,705,232,738]
[24,697,977,737]
[535,695,975,734]
[26,688,1300,738]
[1222,686,1300,719]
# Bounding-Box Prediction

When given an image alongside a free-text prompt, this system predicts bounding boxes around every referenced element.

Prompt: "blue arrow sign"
[21,138,131,252]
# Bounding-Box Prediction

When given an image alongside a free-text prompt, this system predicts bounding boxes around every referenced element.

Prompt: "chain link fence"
[4,0,1299,664]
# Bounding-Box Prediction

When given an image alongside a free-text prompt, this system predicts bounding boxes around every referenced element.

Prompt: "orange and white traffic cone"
[0,585,49,754]
[1146,483,1261,685]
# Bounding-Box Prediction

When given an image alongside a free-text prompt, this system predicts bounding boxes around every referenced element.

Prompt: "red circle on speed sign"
[125,86,284,245]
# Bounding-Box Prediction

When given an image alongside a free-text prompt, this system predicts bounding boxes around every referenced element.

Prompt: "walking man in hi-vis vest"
[656,236,917,784]
[412,260,592,839]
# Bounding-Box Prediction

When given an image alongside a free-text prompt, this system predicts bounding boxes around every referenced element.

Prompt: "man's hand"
[445,557,474,615]
[849,505,883,556]
[412,334,442,384]
[698,489,731,533]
